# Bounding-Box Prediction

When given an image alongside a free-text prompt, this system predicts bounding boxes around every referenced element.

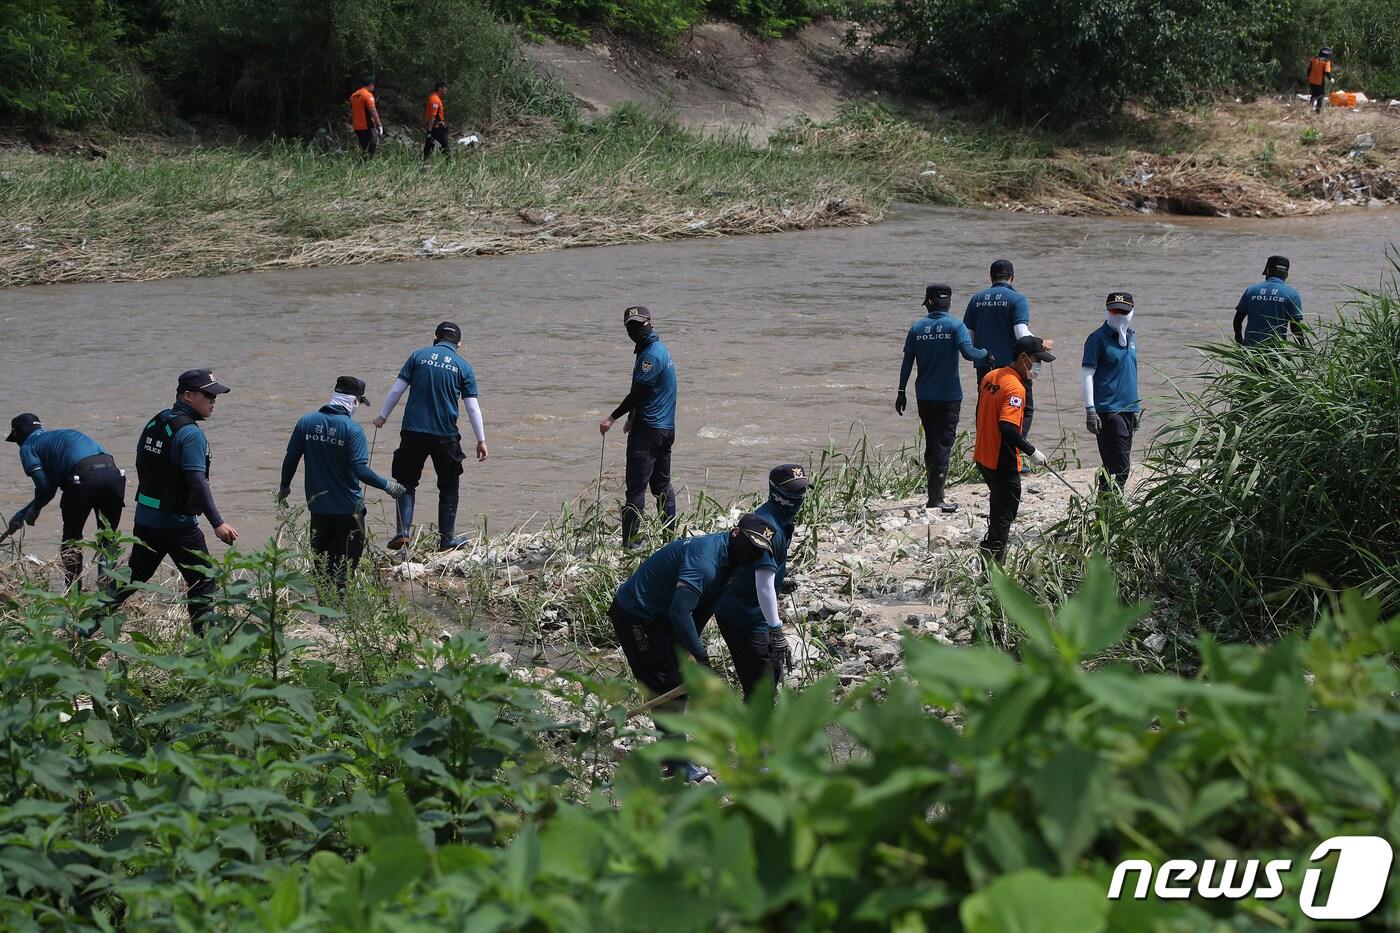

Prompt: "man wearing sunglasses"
[112,369,238,631]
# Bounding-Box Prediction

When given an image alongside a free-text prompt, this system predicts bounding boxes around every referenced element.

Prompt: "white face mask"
[329,392,360,413]
[1106,309,1134,347]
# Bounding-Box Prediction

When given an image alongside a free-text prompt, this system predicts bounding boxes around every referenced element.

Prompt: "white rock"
[394,562,429,580]
[1145,633,1167,653]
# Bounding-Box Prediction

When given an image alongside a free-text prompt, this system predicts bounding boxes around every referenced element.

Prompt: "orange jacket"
[1307,57,1332,86]
[974,367,1029,472]
[425,92,445,128]
[350,86,376,131]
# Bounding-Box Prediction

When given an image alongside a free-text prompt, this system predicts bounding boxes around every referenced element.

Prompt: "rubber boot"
[930,470,957,513]
[438,489,468,550]
[390,492,414,550]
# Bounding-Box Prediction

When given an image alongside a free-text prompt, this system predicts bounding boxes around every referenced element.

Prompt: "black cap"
[434,79,447,90]
[334,375,370,405]
[622,305,652,326]
[6,413,41,443]
[1106,291,1135,311]
[770,463,811,496]
[990,259,1014,279]
[1011,336,1056,363]
[735,513,777,555]
[1320,48,1333,57]
[435,321,461,342]
[1265,255,1290,275]
[923,283,953,309]
[178,368,230,395]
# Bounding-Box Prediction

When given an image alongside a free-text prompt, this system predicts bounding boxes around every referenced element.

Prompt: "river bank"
[2,96,1396,288]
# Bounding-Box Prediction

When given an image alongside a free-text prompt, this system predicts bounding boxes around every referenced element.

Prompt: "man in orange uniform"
[973,336,1055,563]
[423,80,450,161]
[1307,48,1333,114]
[350,78,382,158]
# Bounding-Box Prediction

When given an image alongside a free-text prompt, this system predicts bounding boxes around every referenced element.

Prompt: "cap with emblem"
[6,413,41,443]
[622,305,652,326]
[736,513,777,556]
[1106,291,1135,311]
[334,375,370,405]
[177,369,230,395]
[769,463,811,504]
[923,283,953,310]
[435,321,461,342]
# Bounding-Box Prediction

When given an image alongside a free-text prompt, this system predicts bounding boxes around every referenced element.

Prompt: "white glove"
[385,480,407,499]
[1029,448,1048,467]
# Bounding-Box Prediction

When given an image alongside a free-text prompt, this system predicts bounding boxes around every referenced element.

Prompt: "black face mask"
[625,322,650,345]
[730,533,764,566]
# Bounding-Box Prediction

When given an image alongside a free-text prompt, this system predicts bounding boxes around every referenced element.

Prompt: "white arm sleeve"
[1081,366,1096,409]
[464,397,486,443]
[1013,323,1033,339]
[379,378,410,420]
[755,567,781,628]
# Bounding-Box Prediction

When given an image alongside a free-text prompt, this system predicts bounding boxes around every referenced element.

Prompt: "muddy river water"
[1,204,1396,554]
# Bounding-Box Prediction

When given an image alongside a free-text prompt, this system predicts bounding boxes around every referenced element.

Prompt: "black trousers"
[310,510,366,593]
[423,124,450,159]
[57,456,125,587]
[118,523,216,625]
[392,431,465,494]
[1096,411,1137,490]
[917,400,960,472]
[978,465,1022,562]
[717,617,777,701]
[1310,83,1325,112]
[623,423,677,545]
[355,128,377,157]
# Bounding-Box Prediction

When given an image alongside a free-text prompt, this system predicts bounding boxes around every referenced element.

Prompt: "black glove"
[769,628,791,684]
[1131,412,1142,430]
[779,576,798,595]
[985,353,996,367]
[276,487,290,506]
[894,390,907,416]
[4,513,23,536]
[1085,409,1101,435]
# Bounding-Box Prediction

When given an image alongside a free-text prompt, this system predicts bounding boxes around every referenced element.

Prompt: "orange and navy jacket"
[974,366,1029,472]
[350,86,376,131]
[425,92,445,128]
[1307,57,1332,86]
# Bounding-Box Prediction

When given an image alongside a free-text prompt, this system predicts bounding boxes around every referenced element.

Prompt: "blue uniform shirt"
[614,530,733,623]
[134,403,207,529]
[1082,324,1140,414]
[714,499,794,630]
[963,283,1030,369]
[632,333,677,431]
[280,405,390,515]
[398,340,479,436]
[17,428,107,517]
[900,311,989,402]
[1236,277,1303,346]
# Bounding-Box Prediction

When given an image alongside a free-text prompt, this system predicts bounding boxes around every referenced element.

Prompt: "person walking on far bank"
[965,259,1045,443]
[973,337,1054,563]
[1083,292,1141,491]
[1307,48,1334,114]
[111,369,239,631]
[279,377,406,595]
[5,414,125,591]
[1234,256,1304,347]
[713,464,810,701]
[350,78,382,158]
[423,80,450,161]
[896,283,989,512]
[609,513,776,780]
[599,306,678,548]
[374,321,488,551]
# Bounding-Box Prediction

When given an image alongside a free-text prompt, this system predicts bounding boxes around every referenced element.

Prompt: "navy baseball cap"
[990,259,1014,279]
[178,369,230,395]
[623,305,652,326]
[1106,291,1135,311]
[334,375,370,404]
[923,283,953,308]
[736,513,777,555]
[435,321,461,342]
[6,413,41,443]
[1011,336,1055,362]
[770,463,811,497]
[1265,255,1290,275]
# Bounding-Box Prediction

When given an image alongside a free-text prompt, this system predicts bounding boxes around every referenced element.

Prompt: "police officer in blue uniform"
[609,513,775,779]
[373,322,488,551]
[6,413,126,589]
[965,259,1040,441]
[896,284,990,512]
[713,465,810,700]
[1233,256,1304,347]
[599,306,678,547]
[280,377,406,595]
[112,369,239,629]
[1082,292,1141,490]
